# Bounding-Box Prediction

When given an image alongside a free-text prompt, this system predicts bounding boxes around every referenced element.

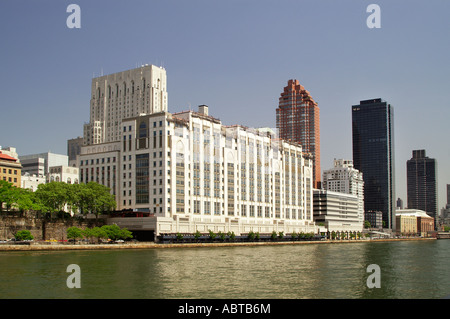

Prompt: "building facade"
[21,173,46,191]
[396,214,417,235]
[396,209,435,235]
[83,64,167,146]
[0,151,22,188]
[68,136,84,167]
[322,159,364,225]
[48,166,79,184]
[352,98,395,230]
[313,189,362,233]
[364,210,383,229]
[80,105,318,237]
[406,150,437,223]
[276,79,321,188]
[20,152,68,176]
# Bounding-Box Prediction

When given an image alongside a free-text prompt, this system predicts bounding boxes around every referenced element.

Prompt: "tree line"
[67,224,133,243]
[0,180,116,217]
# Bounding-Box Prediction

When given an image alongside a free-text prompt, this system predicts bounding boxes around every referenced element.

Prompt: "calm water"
[0,240,449,299]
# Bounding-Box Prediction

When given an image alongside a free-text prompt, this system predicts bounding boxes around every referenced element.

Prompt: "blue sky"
[1,0,450,210]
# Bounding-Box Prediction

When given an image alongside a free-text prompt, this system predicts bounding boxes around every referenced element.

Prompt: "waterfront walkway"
[0,237,436,251]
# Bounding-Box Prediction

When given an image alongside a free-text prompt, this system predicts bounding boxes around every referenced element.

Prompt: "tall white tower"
[83,64,168,145]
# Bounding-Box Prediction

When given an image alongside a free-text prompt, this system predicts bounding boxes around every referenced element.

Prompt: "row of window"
[2,168,19,175]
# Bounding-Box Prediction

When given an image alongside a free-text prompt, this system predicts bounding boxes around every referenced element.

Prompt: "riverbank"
[0,237,436,251]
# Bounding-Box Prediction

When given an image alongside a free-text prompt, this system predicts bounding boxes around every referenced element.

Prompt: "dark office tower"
[446,184,450,209]
[352,98,395,230]
[407,150,438,221]
[276,79,321,188]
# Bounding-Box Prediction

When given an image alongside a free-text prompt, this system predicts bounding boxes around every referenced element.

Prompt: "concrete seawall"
[0,237,436,251]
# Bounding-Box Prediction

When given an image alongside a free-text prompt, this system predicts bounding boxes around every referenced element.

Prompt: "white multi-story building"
[20,152,68,176]
[83,64,167,146]
[322,159,364,225]
[313,189,362,233]
[21,173,46,191]
[79,105,318,238]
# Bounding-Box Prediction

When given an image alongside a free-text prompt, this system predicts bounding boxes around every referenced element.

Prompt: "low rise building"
[396,213,417,235]
[0,150,22,188]
[20,152,68,176]
[21,173,46,191]
[396,209,435,235]
[313,189,363,233]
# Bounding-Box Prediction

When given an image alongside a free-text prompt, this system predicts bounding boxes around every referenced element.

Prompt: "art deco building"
[406,149,437,222]
[352,98,395,230]
[276,79,321,188]
[83,64,167,146]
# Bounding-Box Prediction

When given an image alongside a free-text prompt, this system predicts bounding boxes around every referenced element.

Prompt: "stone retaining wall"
[0,215,105,241]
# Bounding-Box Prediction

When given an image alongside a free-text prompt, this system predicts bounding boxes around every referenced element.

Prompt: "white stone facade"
[47,166,79,184]
[21,173,46,191]
[83,64,167,146]
[81,106,318,236]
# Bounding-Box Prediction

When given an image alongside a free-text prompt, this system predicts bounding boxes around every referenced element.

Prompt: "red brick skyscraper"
[276,79,321,188]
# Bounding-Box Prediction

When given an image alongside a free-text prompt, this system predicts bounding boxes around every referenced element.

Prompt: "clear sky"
[1,0,449,210]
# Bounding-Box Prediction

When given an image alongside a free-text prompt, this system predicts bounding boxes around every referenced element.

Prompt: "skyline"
[1,1,450,211]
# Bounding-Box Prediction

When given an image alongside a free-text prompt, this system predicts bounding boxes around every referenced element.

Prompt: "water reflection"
[0,240,449,299]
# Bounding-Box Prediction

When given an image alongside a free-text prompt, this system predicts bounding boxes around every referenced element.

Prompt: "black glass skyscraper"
[407,150,437,222]
[352,98,395,230]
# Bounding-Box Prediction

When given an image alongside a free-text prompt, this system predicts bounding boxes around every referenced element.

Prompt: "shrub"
[67,226,83,241]
[15,230,34,241]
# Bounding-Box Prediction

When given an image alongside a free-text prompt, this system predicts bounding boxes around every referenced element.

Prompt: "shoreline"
[0,237,436,251]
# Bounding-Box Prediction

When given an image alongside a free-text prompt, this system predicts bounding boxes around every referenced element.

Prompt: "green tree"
[84,182,116,217]
[15,188,41,213]
[15,230,34,241]
[291,231,297,240]
[271,231,277,240]
[101,224,132,241]
[176,232,184,242]
[35,182,70,216]
[208,229,217,241]
[194,230,202,242]
[0,180,16,212]
[85,227,108,243]
[67,226,83,242]
[217,231,226,241]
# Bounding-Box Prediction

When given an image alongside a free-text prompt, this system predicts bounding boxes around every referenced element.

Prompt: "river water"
[0,240,449,299]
